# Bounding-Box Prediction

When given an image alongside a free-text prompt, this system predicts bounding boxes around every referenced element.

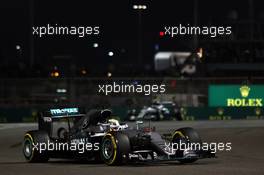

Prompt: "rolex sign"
[208,85,264,107]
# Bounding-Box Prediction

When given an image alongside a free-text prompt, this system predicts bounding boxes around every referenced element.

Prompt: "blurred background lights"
[93,43,99,48]
[108,51,114,57]
[133,5,147,10]
[107,72,112,77]
[16,45,21,50]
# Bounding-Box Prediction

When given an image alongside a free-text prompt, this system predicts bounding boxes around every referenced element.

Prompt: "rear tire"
[57,127,68,139]
[23,130,50,163]
[172,127,201,163]
[100,132,130,165]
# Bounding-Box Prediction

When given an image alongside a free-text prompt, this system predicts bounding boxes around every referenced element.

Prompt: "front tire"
[100,132,130,165]
[172,127,202,163]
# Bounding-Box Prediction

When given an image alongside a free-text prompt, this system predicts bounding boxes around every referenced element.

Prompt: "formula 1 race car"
[23,108,215,165]
[126,101,183,121]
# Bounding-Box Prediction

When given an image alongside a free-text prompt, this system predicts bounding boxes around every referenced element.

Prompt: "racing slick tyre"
[100,132,130,165]
[172,127,202,164]
[23,130,50,163]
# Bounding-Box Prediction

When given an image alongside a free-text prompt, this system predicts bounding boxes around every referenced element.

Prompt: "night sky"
[0,0,263,76]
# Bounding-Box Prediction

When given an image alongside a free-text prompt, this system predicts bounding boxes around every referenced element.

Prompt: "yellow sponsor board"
[227,98,263,107]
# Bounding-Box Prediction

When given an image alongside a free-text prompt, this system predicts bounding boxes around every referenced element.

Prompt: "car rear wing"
[38,107,86,136]
[41,107,86,119]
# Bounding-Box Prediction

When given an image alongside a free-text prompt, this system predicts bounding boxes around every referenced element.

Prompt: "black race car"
[23,108,215,165]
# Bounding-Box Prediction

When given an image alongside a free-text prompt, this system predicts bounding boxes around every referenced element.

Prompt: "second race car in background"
[126,101,183,121]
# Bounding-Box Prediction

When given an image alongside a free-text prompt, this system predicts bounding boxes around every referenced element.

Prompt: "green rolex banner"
[209,85,264,107]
